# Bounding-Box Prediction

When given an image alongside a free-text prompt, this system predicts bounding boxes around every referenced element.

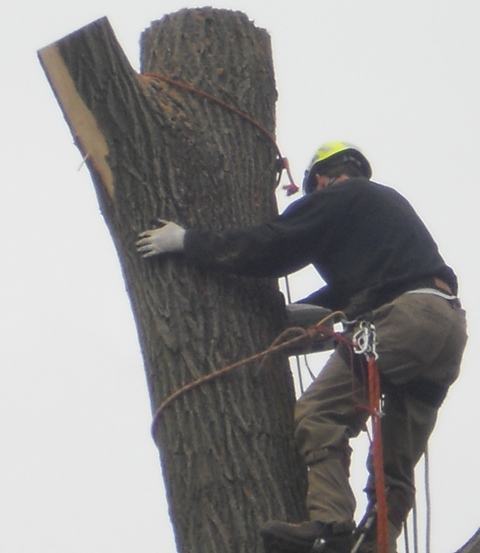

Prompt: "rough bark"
[39,9,307,553]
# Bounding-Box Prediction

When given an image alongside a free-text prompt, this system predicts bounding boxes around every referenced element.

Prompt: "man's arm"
[136,218,311,277]
[135,189,340,278]
[296,285,346,311]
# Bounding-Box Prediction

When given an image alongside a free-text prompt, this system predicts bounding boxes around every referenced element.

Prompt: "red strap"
[368,357,389,553]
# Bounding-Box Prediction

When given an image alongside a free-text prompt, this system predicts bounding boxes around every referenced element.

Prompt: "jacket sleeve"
[183,223,311,278]
[296,285,349,311]
[183,192,339,278]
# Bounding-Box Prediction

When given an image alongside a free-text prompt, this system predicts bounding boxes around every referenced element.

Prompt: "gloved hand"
[136,219,186,258]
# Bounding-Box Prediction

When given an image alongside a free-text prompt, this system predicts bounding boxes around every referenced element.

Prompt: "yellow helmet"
[303,141,372,194]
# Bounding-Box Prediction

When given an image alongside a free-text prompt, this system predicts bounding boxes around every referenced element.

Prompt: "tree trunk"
[38,9,307,553]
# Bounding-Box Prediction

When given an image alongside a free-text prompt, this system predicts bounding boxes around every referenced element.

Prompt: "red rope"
[368,356,389,553]
[143,72,299,195]
[150,322,338,441]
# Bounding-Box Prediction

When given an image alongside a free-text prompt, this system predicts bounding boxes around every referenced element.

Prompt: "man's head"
[303,141,372,194]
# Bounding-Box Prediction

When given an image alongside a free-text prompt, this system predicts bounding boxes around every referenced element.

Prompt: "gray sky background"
[1,1,479,552]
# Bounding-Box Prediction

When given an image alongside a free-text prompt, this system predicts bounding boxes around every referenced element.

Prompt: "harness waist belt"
[406,288,458,301]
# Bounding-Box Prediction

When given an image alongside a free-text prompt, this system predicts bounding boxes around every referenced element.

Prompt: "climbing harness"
[407,287,458,301]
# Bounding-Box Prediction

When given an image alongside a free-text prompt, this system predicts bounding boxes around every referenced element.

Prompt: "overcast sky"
[1,1,479,552]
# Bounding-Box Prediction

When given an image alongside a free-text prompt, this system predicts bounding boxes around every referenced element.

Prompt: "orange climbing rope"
[143,72,299,195]
[150,312,347,441]
[367,355,389,553]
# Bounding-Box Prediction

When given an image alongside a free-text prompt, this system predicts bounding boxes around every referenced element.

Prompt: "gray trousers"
[294,292,467,530]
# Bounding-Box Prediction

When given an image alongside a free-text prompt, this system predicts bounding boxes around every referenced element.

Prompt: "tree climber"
[136,141,467,553]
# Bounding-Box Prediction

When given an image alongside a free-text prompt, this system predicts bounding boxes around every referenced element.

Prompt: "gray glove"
[136,220,186,258]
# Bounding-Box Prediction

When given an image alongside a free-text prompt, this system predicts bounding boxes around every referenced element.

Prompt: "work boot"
[260,519,354,553]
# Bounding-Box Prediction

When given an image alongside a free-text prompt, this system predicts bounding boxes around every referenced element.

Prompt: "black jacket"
[184,178,457,316]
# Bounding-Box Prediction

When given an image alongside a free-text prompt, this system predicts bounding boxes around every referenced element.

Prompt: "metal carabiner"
[353,320,378,360]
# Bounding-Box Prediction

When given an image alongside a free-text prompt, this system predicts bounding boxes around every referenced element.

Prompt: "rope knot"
[276,157,300,196]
